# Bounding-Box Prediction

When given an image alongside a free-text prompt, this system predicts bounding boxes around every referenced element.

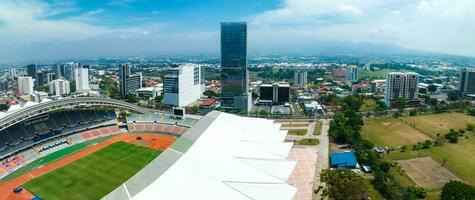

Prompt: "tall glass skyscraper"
[220,22,251,111]
[26,64,38,86]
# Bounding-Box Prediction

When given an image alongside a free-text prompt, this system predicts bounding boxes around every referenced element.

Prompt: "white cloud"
[248,0,475,56]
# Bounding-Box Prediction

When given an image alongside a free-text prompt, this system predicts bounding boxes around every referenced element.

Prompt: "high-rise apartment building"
[18,76,34,95]
[63,62,78,81]
[384,72,419,107]
[458,68,475,96]
[49,79,70,96]
[0,79,8,92]
[163,64,204,107]
[119,63,142,96]
[75,68,90,93]
[220,22,251,111]
[346,65,359,83]
[26,64,38,86]
[294,70,308,87]
[54,64,62,79]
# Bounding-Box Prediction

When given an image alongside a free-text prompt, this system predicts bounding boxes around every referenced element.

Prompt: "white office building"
[49,79,70,96]
[345,65,359,83]
[32,91,48,103]
[294,70,307,87]
[163,64,204,107]
[74,68,90,93]
[18,76,34,95]
[384,72,419,107]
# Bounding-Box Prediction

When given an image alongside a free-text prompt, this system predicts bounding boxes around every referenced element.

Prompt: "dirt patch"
[398,157,460,189]
[0,133,175,200]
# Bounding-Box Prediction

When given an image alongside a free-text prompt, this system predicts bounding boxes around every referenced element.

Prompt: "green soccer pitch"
[24,141,161,200]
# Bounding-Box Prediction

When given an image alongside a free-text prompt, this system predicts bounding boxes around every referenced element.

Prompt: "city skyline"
[0,0,475,63]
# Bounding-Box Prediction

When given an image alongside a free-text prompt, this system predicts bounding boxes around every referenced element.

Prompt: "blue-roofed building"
[330,151,357,169]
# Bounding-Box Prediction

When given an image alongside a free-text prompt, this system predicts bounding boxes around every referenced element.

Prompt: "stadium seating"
[0,124,121,179]
[127,114,198,127]
[127,123,189,135]
[0,110,117,158]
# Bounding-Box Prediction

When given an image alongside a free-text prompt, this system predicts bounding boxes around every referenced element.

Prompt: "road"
[313,119,330,200]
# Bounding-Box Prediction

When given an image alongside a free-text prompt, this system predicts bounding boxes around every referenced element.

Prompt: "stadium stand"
[0,124,121,178]
[126,114,197,136]
[0,109,121,178]
[0,110,116,157]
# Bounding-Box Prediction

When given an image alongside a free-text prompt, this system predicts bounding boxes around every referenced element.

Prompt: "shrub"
[467,123,475,132]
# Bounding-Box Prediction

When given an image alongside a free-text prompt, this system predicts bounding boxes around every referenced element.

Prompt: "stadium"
[0,97,310,200]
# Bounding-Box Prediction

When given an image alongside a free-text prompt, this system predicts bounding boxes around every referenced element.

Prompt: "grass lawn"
[313,121,322,135]
[0,136,112,182]
[299,138,319,145]
[362,178,384,200]
[24,142,160,200]
[280,123,309,128]
[387,137,475,185]
[359,69,411,79]
[402,112,475,138]
[361,118,430,147]
[287,129,307,136]
[360,99,377,112]
[363,113,475,185]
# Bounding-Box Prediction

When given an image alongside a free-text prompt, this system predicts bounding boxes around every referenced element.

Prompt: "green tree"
[320,169,367,200]
[428,85,437,93]
[70,80,76,93]
[0,104,8,111]
[203,90,218,98]
[447,91,461,101]
[440,180,475,200]
[34,85,49,93]
[409,109,417,116]
[397,97,406,112]
[467,123,475,132]
[125,94,138,103]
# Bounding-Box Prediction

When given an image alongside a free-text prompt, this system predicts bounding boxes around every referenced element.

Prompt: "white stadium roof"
[103,111,297,200]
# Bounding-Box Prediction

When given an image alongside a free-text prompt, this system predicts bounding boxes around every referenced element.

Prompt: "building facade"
[75,68,90,93]
[32,91,48,103]
[459,68,475,96]
[345,65,359,83]
[63,62,78,81]
[54,64,62,79]
[259,83,290,105]
[0,79,8,92]
[294,70,308,87]
[49,79,70,96]
[163,64,204,107]
[384,72,419,107]
[18,76,34,95]
[220,22,251,112]
[119,64,142,96]
[26,64,38,86]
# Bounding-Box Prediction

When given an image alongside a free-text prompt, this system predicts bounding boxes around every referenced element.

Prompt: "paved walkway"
[289,147,318,200]
[313,119,330,200]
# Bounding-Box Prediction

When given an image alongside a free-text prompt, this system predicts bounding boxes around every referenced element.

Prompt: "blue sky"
[0,0,475,63]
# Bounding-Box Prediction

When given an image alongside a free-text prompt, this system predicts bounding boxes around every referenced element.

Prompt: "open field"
[0,136,112,182]
[387,136,475,185]
[359,69,410,79]
[363,113,475,189]
[361,118,430,147]
[24,141,160,200]
[398,157,460,189]
[402,112,475,138]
